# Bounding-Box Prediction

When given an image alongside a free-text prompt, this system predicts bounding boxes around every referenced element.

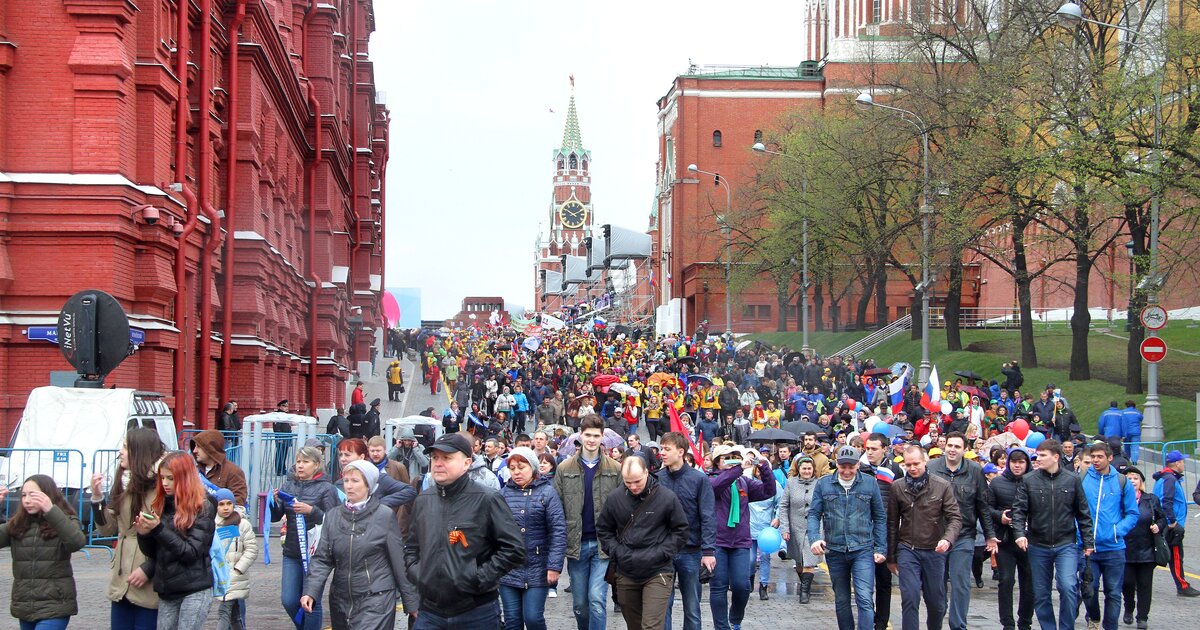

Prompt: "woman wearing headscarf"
[301,460,417,629]
[499,447,566,629]
[775,456,822,604]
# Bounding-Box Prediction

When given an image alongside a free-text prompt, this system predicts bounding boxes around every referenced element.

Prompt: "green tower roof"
[561,93,584,154]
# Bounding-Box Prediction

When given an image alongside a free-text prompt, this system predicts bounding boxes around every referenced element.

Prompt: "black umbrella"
[954,369,984,381]
[748,428,798,442]
[784,351,805,363]
[675,356,698,368]
[781,420,823,436]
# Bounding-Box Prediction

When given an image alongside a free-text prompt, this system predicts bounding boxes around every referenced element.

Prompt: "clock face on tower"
[559,200,586,229]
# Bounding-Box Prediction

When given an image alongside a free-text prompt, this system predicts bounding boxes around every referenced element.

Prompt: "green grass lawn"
[747,323,1198,440]
[746,330,872,356]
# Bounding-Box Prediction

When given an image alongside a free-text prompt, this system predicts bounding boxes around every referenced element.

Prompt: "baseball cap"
[759,446,771,453]
[1166,449,1187,464]
[891,437,907,446]
[646,441,659,450]
[425,433,473,458]
[836,446,861,465]
[982,463,1001,474]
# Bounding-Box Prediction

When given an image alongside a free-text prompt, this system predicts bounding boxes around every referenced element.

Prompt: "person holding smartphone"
[708,444,775,630]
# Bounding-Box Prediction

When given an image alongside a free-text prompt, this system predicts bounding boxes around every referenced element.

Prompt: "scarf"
[727,477,742,528]
[907,471,930,495]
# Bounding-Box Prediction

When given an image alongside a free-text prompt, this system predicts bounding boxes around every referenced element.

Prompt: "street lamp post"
[687,164,734,335]
[752,142,811,355]
[1055,1,1166,442]
[855,92,933,388]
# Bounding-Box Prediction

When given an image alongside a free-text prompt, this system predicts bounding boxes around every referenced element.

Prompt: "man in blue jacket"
[1153,450,1200,596]
[1120,401,1143,463]
[655,431,716,630]
[1097,402,1124,441]
[807,446,888,630]
[1081,441,1140,630]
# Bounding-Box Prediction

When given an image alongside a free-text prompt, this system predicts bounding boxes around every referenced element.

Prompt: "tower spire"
[561,75,583,153]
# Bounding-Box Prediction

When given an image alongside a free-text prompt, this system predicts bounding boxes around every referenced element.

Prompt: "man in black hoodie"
[597,455,690,629]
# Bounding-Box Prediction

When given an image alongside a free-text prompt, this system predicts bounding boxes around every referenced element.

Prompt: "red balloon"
[1008,418,1030,441]
[846,399,857,408]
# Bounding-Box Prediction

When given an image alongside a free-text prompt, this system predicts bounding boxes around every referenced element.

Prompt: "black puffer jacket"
[0,506,87,621]
[404,472,526,617]
[137,497,216,600]
[1124,491,1167,564]
[596,476,690,581]
[1012,466,1094,549]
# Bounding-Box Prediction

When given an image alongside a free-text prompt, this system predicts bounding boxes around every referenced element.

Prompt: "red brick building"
[444,296,510,329]
[651,12,1199,335]
[0,0,389,437]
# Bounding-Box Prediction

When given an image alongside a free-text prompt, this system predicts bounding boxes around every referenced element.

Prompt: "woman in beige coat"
[90,427,165,629]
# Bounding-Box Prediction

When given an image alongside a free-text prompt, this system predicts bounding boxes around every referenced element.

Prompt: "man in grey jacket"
[927,432,999,630]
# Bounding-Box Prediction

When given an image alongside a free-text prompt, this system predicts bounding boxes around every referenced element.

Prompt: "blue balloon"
[1025,432,1046,449]
[757,527,783,554]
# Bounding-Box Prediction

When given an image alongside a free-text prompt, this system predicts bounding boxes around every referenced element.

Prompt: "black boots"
[798,570,814,604]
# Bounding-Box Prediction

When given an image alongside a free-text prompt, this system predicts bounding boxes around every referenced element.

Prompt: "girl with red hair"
[135,452,216,630]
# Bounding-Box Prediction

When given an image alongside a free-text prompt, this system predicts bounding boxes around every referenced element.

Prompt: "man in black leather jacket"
[404,433,525,628]
[1012,440,1094,630]
[597,456,689,629]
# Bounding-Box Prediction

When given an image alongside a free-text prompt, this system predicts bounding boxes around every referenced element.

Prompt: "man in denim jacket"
[807,446,888,630]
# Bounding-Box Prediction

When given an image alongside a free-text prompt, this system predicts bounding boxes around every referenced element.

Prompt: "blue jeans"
[666,550,703,630]
[749,540,772,586]
[897,545,947,630]
[500,584,549,630]
[1084,550,1126,630]
[567,539,608,630]
[946,536,976,630]
[281,555,322,630]
[20,619,69,630]
[826,548,876,630]
[413,601,501,629]
[710,546,751,630]
[111,599,157,630]
[1028,543,1080,630]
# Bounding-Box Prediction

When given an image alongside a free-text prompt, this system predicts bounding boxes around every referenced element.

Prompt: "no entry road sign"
[1140,337,1168,363]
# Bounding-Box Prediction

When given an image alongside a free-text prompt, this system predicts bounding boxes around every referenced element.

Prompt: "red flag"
[667,402,704,465]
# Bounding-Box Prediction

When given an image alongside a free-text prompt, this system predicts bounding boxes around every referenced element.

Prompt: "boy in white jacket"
[214,488,259,630]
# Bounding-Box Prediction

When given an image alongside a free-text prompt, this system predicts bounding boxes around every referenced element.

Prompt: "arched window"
[558,159,564,170]
[712,130,722,147]
[569,154,578,170]
[582,159,588,171]
[754,130,763,144]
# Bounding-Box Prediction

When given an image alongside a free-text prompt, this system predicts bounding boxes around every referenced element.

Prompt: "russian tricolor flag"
[920,365,942,413]
[888,365,909,414]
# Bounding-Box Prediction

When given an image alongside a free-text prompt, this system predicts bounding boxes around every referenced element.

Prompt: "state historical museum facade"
[0,0,390,437]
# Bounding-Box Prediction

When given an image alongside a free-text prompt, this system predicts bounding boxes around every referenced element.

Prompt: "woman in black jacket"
[1123,467,1167,629]
[269,446,341,630]
[136,452,216,630]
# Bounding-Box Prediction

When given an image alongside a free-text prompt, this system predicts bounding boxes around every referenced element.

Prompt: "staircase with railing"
[833,314,913,357]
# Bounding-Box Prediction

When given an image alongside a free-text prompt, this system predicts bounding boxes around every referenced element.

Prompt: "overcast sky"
[372,1,806,320]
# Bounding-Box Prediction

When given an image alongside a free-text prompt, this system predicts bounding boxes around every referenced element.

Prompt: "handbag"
[1153,531,1170,567]
[604,489,656,585]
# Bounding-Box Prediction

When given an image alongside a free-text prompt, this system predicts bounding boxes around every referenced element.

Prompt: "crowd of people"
[1,324,1199,630]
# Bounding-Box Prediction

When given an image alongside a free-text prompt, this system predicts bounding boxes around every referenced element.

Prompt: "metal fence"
[179,429,244,469]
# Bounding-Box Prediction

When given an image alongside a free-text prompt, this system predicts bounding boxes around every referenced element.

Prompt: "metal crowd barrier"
[1160,441,1200,515]
[239,413,321,523]
[85,449,122,555]
[1123,441,1165,466]
[0,448,101,557]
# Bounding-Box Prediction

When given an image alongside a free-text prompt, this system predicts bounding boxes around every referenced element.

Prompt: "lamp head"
[687,164,699,173]
[1055,2,1083,27]
[752,142,767,152]
[855,92,875,107]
